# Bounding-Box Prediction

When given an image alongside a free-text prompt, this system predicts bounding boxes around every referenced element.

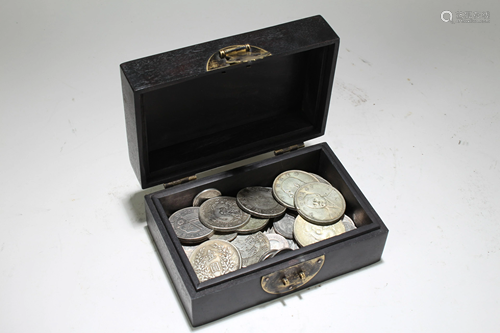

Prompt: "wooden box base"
[145,143,388,326]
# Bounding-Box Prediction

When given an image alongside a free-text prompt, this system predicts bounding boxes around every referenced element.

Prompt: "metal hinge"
[274,143,305,156]
[163,175,197,189]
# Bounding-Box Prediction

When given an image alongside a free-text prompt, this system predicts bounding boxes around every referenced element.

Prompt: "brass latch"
[261,255,325,294]
[206,44,272,71]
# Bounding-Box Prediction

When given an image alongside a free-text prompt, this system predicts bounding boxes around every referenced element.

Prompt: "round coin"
[235,216,269,234]
[193,188,222,207]
[231,232,270,267]
[265,233,290,251]
[169,207,214,244]
[273,212,296,239]
[237,186,286,218]
[294,182,346,225]
[189,240,242,282]
[309,173,332,186]
[259,249,279,262]
[199,196,251,232]
[341,215,357,232]
[293,215,347,247]
[182,245,198,259]
[272,170,319,209]
[210,231,238,242]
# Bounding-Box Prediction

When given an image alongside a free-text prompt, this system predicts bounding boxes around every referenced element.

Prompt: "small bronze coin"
[199,197,251,232]
[236,187,286,218]
[193,188,222,207]
[169,207,214,244]
[294,182,346,225]
[272,170,319,209]
[189,240,242,282]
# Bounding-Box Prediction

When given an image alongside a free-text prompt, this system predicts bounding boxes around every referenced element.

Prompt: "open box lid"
[120,15,339,189]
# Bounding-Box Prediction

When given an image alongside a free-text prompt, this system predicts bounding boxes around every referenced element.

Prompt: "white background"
[1,1,499,332]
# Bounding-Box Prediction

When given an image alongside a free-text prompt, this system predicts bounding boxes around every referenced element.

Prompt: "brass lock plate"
[261,255,325,294]
[206,44,272,71]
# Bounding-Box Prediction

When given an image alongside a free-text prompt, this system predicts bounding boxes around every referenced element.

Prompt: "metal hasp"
[261,255,325,294]
[206,44,272,71]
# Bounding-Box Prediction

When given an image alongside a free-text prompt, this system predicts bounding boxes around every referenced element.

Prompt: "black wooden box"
[120,15,388,327]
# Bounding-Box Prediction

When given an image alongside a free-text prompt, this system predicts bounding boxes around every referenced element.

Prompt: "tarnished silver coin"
[192,188,222,207]
[273,212,296,239]
[169,207,214,244]
[272,170,319,209]
[235,216,269,234]
[236,186,286,218]
[265,233,290,250]
[294,182,346,225]
[309,173,332,186]
[259,249,279,262]
[199,196,251,232]
[231,232,270,267]
[263,226,276,235]
[294,215,347,247]
[210,232,238,242]
[287,238,300,250]
[189,240,242,282]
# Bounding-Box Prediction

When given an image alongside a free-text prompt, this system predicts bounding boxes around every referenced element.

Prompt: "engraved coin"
[236,186,286,218]
[169,207,214,244]
[231,232,270,267]
[272,170,319,209]
[265,233,290,251]
[309,173,332,186]
[199,196,251,232]
[273,212,296,239]
[210,232,238,242]
[294,182,346,225]
[189,240,242,282]
[235,216,269,234]
[193,188,222,207]
[294,215,347,247]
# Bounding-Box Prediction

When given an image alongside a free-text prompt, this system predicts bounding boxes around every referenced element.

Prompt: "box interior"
[142,45,333,185]
[151,144,379,290]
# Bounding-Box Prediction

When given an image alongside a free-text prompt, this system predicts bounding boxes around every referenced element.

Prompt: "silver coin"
[272,170,319,209]
[309,173,332,186]
[341,215,357,232]
[231,232,270,267]
[192,188,222,207]
[210,231,238,242]
[189,240,242,282]
[273,212,296,239]
[265,233,290,251]
[199,196,251,232]
[263,226,276,235]
[259,249,279,262]
[287,238,300,250]
[182,245,198,259]
[169,207,214,244]
[235,216,269,234]
[236,186,286,218]
[294,182,346,225]
[294,215,347,247]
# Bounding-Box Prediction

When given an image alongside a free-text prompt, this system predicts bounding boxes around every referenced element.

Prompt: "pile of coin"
[168,170,357,283]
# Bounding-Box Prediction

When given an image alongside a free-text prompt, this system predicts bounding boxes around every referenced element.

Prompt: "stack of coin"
[166,170,357,283]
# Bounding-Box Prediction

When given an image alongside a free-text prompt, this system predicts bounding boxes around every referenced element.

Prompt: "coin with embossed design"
[231,232,270,267]
[309,173,332,186]
[193,188,222,207]
[272,170,319,209]
[237,186,286,218]
[169,207,214,244]
[235,216,269,234]
[189,240,241,282]
[294,215,347,247]
[294,182,345,225]
[199,197,251,232]
[265,233,290,250]
[273,212,296,239]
